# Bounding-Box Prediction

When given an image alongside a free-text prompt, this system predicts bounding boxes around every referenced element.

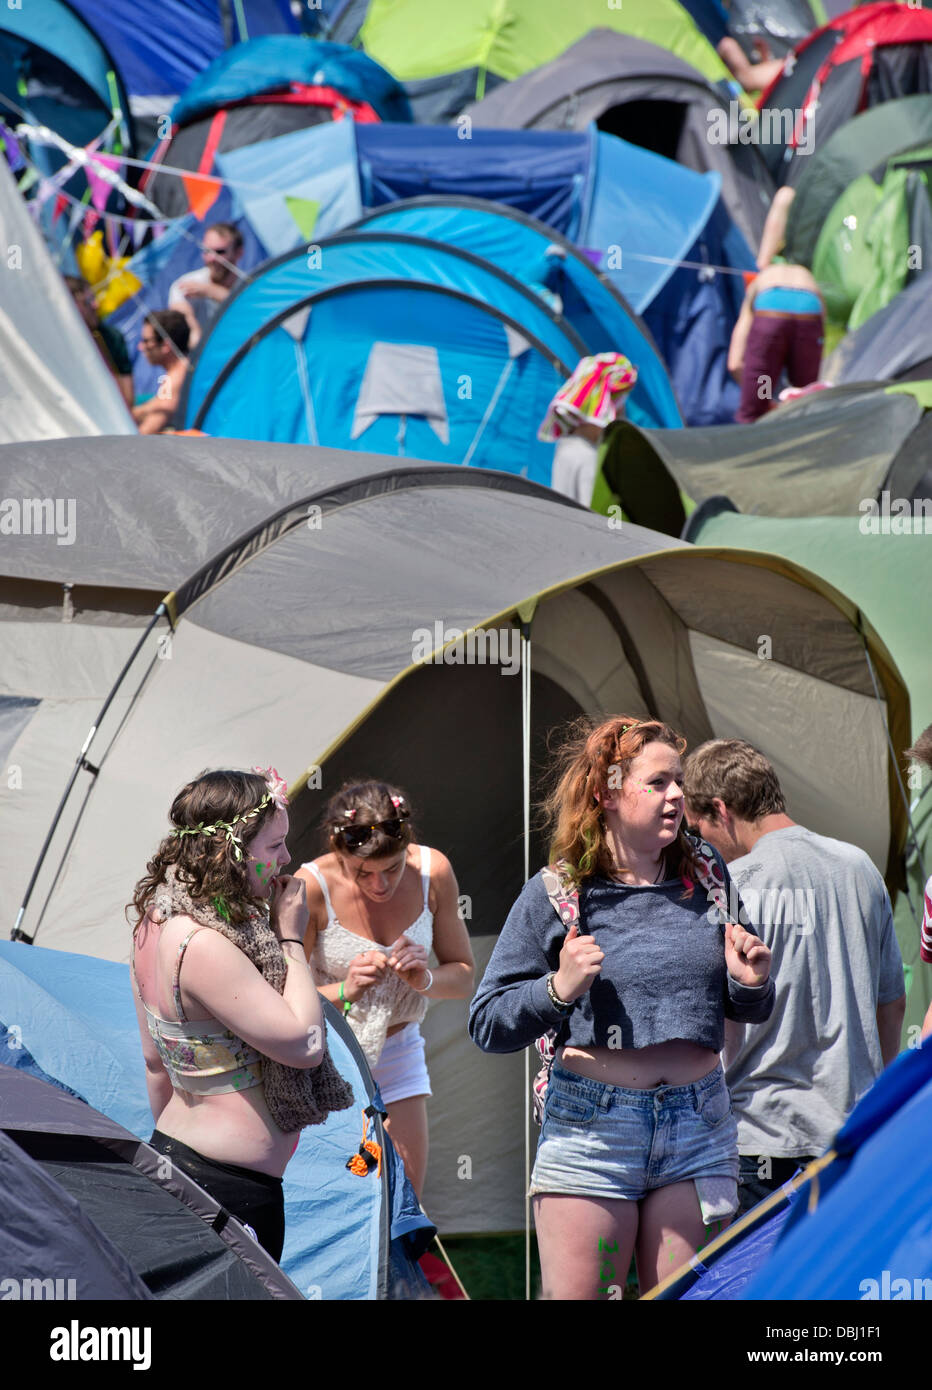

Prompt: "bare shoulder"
[422,845,456,884]
[294,859,329,932]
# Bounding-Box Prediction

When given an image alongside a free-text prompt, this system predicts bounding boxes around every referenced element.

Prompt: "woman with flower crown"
[295,780,474,1199]
[129,767,353,1261]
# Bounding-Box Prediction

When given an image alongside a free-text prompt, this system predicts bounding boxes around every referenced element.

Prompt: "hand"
[387,934,430,991]
[269,875,309,944]
[175,278,208,300]
[552,922,604,1003]
[344,950,389,1003]
[724,921,771,987]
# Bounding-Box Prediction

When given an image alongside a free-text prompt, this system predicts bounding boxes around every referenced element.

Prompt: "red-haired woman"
[130,769,351,1261]
[469,717,774,1299]
[296,781,474,1199]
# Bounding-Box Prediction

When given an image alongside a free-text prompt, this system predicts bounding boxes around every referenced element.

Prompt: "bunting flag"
[181,172,221,222]
[85,153,123,212]
[52,193,68,223]
[284,195,320,240]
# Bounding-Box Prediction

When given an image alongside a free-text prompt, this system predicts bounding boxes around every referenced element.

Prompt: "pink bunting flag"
[85,153,122,212]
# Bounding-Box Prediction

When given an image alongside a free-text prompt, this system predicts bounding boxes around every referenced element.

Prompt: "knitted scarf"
[154,865,354,1131]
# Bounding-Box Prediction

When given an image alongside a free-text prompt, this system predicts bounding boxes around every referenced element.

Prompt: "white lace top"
[305,846,433,1066]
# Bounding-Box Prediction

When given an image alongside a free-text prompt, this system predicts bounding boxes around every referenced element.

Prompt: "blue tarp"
[0,940,431,1299]
[172,35,412,126]
[743,1042,932,1300]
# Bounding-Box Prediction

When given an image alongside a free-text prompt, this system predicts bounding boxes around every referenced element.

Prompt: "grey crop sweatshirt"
[468,861,775,1055]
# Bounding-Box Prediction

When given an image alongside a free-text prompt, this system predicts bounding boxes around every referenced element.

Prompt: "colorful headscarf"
[538,352,639,442]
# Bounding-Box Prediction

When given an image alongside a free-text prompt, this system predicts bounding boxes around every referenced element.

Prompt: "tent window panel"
[688,630,890,872]
[0,696,40,766]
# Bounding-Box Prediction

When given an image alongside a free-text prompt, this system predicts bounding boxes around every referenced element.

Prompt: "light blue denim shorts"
[530,1062,739,1206]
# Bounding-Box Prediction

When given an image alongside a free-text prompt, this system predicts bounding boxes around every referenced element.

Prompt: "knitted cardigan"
[154,865,354,1130]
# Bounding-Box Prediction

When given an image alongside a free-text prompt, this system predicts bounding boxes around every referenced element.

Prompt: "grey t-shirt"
[723,826,905,1158]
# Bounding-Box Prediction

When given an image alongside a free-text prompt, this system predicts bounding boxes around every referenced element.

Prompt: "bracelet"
[414,968,434,994]
[279,938,305,945]
[546,973,574,1013]
[339,980,353,1015]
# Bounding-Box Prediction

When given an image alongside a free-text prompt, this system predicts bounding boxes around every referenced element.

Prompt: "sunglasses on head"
[334,815,408,851]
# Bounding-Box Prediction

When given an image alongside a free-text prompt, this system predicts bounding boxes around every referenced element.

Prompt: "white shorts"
[370,1022,432,1105]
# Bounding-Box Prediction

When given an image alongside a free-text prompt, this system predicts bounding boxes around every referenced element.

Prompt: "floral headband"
[169,767,288,861]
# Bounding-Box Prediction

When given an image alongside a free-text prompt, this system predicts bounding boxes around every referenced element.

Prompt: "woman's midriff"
[156,1085,299,1177]
[558,1039,720,1088]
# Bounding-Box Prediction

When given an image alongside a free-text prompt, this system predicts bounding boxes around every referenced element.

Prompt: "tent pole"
[521,618,532,1301]
[10,602,170,943]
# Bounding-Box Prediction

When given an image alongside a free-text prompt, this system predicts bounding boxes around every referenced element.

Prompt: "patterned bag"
[531,836,730,1124]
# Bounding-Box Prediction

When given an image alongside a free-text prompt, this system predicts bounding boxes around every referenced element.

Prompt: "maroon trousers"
[736,313,824,424]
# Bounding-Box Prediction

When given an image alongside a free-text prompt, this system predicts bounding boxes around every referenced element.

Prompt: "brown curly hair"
[322,779,417,860]
[542,714,703,890]
[128,770,280,928]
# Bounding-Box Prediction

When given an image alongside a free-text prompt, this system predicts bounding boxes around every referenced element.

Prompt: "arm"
[716,38,784,96]
[728,284,757,378]
[116,373,135,410]
[757,186,796,270]
[180,884,324,1069]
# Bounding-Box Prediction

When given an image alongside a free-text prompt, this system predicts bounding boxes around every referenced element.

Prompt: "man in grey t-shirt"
[683,739,905,1215]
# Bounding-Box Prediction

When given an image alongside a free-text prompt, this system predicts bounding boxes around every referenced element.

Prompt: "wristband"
[546,973,574,1013]
[339,980,353,1015]
[414,968,434,994]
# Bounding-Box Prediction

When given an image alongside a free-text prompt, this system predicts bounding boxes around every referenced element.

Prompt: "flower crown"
[169,767,288,861]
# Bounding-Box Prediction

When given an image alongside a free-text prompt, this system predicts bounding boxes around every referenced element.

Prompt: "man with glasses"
[132,311,191,435]
[168,222,243,347]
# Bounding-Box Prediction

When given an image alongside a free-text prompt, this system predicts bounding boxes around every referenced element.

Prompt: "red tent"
[759,2,932,183]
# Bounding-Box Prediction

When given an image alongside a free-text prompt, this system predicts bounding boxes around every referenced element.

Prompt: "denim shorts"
[530,1063,739,1208]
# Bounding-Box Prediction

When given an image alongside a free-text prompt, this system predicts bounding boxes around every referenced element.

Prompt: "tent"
[825,274,932,384]
[0,0,133,165]
[67,0,298,131]
[759,2,932,184]
[784,95,932,264]
[179,226,675,466]
[727,0,827,59]
[592,382,932,535]
[464,29,775,252]
[185,120,752,425]
[2,440,911,1232]
[143,37,411,221]
[338,0,736,122]
[0,941,434,1298]
[682,504,932,1041]
[348,198,682,432]
[0,156,134,440]
[743,1040,932,1299]
[0,1062,304,1298]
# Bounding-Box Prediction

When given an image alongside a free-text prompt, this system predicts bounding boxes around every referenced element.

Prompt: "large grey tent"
[593,382,932,536]
[464,28,774,251]
[0,158,134,442]
[2,437,911,1232]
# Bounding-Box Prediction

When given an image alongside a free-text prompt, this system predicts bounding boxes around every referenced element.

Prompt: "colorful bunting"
[284,195,321,240]
[182,173,221,222]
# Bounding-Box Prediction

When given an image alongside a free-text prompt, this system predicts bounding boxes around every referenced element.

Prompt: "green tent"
[786,95,932,267]
[356,0,734,116]
[683,506,932,1042]
[591,383,932,535]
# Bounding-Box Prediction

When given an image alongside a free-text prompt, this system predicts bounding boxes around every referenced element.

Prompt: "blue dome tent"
[349,197,682,431]
[0,938,434,1299]
[182,230,583,478]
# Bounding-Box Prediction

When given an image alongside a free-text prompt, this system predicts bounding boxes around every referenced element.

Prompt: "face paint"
[255,859,275,882]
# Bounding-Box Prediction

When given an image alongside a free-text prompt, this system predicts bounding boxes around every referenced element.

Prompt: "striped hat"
[538,352,638,441]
